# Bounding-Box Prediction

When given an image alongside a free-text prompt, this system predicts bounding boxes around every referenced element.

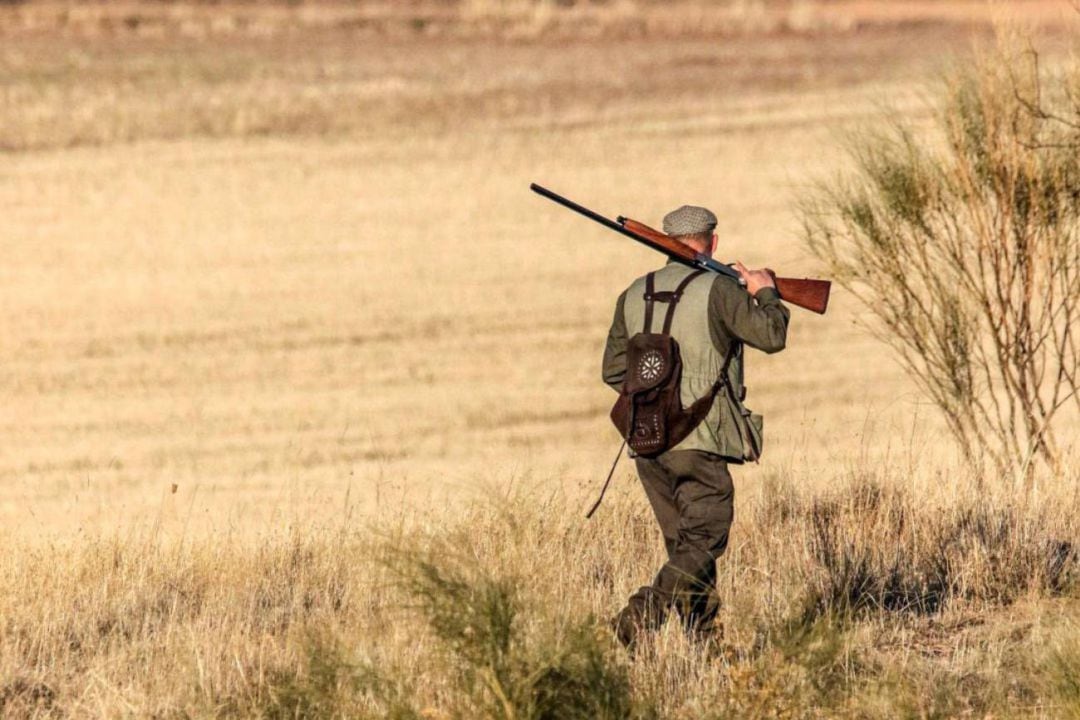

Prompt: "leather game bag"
[610,270,732,457]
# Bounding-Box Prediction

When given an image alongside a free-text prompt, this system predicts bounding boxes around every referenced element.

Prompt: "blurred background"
[1,0,1077,537]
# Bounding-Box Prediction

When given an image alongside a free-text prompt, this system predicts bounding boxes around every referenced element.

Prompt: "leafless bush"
[802,37,1080,480]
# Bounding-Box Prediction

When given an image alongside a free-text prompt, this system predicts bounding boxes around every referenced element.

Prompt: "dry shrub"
[254,631,419,720]
[802,33,1080,480]
[373,547,645,720]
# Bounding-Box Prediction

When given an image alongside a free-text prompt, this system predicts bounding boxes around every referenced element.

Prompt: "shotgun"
[530,183,831,315]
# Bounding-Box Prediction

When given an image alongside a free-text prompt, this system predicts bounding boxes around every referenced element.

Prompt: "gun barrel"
[530,184,652,245]
[530,183,741,281]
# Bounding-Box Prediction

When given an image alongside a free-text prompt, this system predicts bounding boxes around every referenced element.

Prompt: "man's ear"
[710,232,718,256]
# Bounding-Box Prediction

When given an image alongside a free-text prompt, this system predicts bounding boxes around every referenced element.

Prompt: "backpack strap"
[643,269,706,335]
[713,341,739,398]
[660,270,706,335]
[643,273,657,333]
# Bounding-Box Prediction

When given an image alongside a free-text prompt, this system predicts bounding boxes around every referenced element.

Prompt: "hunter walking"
[601,204,789,648]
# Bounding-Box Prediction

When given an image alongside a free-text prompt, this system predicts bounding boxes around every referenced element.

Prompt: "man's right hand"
[734,261,777,296]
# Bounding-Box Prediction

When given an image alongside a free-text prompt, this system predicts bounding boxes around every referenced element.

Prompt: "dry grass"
[0,24,963,534]
[3,468,1080,716]
[2,2,1080,717]
[0,22,949,152]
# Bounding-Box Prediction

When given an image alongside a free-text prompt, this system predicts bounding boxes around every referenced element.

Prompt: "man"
[601,204,789,648]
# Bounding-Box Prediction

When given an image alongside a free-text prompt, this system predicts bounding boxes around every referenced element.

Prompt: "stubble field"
[1,2,1079,717]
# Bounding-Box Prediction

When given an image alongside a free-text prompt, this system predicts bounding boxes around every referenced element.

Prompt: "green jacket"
[601,261,790,460]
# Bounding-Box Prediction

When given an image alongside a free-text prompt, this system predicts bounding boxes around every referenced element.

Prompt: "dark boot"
[612,587,665,650]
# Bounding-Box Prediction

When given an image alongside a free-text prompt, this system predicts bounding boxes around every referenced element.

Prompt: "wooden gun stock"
[617,218,699,263]
[771,276,831,315]
[619,217,831,315]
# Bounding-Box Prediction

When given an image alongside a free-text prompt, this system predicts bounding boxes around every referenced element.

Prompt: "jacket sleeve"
[601,290,629,390]
[709,277,790,353]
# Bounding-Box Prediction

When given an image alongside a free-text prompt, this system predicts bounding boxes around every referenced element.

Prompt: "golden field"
[1,1,1079,716]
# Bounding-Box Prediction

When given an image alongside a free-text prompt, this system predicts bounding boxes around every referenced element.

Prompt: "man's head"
[663,205,718,256]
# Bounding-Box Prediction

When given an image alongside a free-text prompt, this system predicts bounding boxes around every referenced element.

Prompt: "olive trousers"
[615,450,734,646]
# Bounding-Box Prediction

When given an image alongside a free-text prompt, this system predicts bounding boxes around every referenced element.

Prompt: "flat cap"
[662,205,718,236]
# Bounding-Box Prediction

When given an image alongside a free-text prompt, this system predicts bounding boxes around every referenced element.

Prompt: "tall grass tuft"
[379,545,648,720]
[788,477,1078,622]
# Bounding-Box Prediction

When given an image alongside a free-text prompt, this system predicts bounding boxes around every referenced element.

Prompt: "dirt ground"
[1,2,1077,538]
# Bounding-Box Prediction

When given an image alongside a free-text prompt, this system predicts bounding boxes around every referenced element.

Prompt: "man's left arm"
[601,291,629,390]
